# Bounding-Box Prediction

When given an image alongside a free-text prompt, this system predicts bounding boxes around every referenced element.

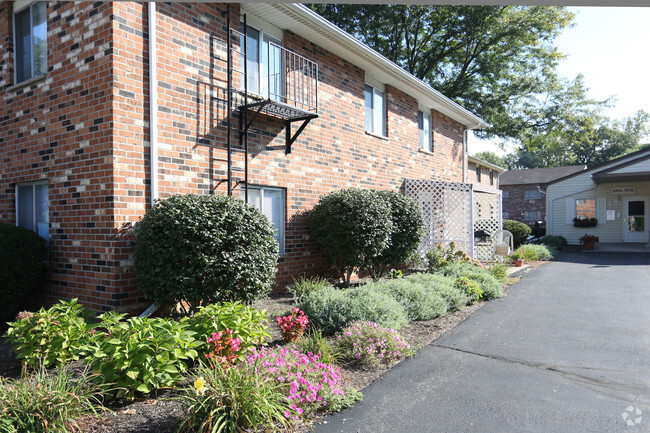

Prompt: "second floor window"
[14,1,47,84]
[242,25,283,100]
[524,189,542,200]
[418,110,431,152]
[489,171,494,186]
[476,166,481,182]
[365,84,386,136]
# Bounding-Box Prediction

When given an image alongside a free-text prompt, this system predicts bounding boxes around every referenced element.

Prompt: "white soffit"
[242,3,488,130]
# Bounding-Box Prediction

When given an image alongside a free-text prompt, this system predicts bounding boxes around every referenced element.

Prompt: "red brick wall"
[501,184,546,226]
[0,2,469,311]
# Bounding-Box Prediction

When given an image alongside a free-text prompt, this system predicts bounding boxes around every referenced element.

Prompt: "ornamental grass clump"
[0,364,104,433]
[244,346,349,418]
[178,361,291,433]
[337,321,412,368]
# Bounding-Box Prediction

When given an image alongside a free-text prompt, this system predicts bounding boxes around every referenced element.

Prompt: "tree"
[308,4,575,141]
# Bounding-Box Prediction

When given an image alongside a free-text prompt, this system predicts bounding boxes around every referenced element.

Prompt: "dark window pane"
[32,2,47,76]
[629,201,644,216]
[15,7,32,82]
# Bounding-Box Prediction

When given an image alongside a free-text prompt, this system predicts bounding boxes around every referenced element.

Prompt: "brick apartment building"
[500,166,586,227]
[1,2,487,312]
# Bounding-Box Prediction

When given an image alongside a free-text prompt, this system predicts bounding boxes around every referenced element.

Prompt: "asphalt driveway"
[315,252,650,432]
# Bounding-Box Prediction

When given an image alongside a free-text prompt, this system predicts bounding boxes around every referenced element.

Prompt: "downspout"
[141,2,159,318]
[149,2,159,206]
[462,130,467,184]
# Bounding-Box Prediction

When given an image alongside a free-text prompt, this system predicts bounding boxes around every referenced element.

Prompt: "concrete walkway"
[315,252,650,432]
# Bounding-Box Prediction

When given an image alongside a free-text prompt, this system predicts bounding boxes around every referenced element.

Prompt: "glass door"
[623,198,647,242]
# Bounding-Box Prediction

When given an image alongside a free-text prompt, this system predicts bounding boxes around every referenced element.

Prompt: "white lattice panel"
[473,191,502,262]
[405,179,473,257]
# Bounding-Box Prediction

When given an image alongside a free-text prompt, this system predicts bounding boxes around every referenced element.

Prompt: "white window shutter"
[596,197,607,225]
[565,198,575,224]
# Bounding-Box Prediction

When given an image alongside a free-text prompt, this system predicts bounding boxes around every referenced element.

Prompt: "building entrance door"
[623,197,648,242]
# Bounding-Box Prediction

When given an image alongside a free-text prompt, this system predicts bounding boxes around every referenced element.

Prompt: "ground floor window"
[243,185,285,253]
[16,182,48,243]
[524,210,542,221]
[575,199,596,219]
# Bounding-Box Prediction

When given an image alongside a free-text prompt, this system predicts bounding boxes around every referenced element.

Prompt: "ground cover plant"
[539,235,568,250]
[337,321,413,368]
[369,278,448,321]
[513,244,555,261]
[435,261,504,300]
[134,194,279,314]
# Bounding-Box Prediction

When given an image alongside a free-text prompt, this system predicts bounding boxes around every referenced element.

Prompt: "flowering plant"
[205,328,241,368]
[244,346,347,419]
[579,234,599,244]
[277,308,309,342]
[510,249,525,260]
[337,321,412,368]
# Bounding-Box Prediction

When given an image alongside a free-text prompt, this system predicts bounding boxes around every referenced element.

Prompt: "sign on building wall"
[612,187,635,194]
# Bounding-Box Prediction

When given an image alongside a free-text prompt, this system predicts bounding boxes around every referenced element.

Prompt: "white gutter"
[148,2,159,206]
[275,4,490,130]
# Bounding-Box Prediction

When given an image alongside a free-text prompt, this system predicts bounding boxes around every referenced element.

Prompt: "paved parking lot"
[315,252,650,432]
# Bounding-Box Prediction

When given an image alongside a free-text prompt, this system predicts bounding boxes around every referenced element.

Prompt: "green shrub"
[0,364,103,433]
[134,194,278,314]
[453,277,483,303]
[404,273,469,311]
[516,244,555,261]
[292,327,343,366]
[298,285,408,336]
[83,313,200,399]
[540,235,567,250]
[178,361,291,433]
[370,279,447,321]
[310,188,392,286]
[488,263,509,284]
[185,302,270,363]
[369,191,423,279]
[503,219,531,247]
[4,299,91,369]
[437,262,504,300]
[425,242,475,272]
[0,223,48,323]
[288,276,334,303]
[337,321,413,368]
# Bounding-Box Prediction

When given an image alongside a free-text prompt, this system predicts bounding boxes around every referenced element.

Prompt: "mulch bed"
[0,271,528,433]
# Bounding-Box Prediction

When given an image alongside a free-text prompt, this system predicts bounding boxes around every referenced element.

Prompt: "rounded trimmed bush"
[503,219,531,247]
[134,194,278,313]
[0,223,48,323]
[370,191,424,279]
[310,188,392,285]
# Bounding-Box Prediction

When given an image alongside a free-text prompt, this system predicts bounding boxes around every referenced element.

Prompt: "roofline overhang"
[249,3,489,131]
[468,156,506,173]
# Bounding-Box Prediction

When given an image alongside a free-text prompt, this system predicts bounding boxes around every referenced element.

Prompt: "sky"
[468,6,650,157]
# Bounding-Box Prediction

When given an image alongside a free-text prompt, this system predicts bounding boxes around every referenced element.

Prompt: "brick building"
[500,166,586,226]
[1,2,487,312]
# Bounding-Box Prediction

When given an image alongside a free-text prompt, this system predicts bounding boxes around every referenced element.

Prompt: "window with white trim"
[489,170,494,186]
[418,110,431,152]
[14,1,47,84]
[16,182,49,243]
[524,211,542,221]
[476,166,481,182]
[524,189,542,200]
[241,24,283,100]
[243,186,285,253]
[365,84,386,136]
[575,199,595,219]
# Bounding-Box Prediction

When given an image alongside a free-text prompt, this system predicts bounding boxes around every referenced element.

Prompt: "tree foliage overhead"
[308,4,574,140]
[308,4,650,168]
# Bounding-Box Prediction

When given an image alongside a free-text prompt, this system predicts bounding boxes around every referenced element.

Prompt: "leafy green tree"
[308,4,575,141]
